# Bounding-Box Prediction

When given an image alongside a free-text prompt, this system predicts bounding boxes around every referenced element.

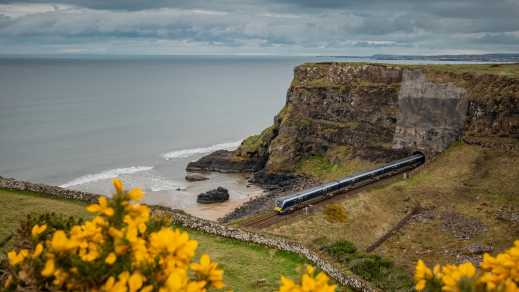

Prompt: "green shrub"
[323,240,357,257]
[348,255,392,281]
[323,241,414,291]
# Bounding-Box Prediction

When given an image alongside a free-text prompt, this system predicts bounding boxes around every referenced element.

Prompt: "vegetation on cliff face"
[235,126,275,160]
[294,145,376,181]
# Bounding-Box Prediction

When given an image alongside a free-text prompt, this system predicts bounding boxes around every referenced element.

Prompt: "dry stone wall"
[0,176,376,292]
[0,176,100,203]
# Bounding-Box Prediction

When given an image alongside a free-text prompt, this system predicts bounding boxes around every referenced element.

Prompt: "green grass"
[0,188,315,292]
[295,153,375,181]
[298,62,519,78]
[0,188,90,242]
[266,143,519,274]
[419,63,519,77]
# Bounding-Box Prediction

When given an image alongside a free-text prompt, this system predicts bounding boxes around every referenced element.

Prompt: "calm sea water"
[0,55,338,216]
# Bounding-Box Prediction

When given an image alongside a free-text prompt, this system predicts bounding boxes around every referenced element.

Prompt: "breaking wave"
[60,166,153,188]
[162,140,242,160]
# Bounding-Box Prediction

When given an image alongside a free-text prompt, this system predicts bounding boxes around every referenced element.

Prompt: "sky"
[0,0,518,55]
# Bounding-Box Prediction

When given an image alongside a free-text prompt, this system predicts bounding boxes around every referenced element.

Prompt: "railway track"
[239,163,420,229]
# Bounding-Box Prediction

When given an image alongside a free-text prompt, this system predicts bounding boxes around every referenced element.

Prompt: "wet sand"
[144,172,264,221]
[71,171,264,221]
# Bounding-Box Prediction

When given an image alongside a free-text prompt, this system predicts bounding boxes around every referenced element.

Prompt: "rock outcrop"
[188,63,519,180]
[197,187,230,204]
[185,173,209,182]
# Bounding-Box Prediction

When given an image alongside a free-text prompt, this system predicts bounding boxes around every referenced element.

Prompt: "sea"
[0,55,498,219]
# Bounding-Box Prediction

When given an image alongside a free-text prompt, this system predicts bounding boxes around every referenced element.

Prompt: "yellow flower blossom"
[113,178,124,193]
[4,180,231,291]
[7,249,29,266]
[279,276,298,292]
[128,187,144,201]
[52,269,69,286]
[441,262,476,292]
[105,252,117,265]
[191,254,225,288]
[278,265,336,292]
[149,228,198,267]
[102,276,116,291]
[32,243,44,258]
[129,272,145,292]
[109,227,124,239]
[86,196,114,216]
[41,257,56,277]
[162,268,206,292]
[480,240,519,291]
[415,260,433,291]
[31,224,47,238]
[50,230,77,252]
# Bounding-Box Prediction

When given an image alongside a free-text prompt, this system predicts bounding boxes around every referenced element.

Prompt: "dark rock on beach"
[185,173,209,182]
[186,150,264,173]
[197,187,230,204]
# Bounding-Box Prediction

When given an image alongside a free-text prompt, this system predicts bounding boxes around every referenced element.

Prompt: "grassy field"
[0,188,313,292]
[262,143,519,290]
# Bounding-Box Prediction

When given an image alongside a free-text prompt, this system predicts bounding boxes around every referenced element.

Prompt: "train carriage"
[274,153,424,213]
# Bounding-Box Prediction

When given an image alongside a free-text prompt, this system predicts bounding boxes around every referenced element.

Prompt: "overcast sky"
[0,0,518,55]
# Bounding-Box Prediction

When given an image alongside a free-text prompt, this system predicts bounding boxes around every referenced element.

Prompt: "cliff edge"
[187,63,519,182]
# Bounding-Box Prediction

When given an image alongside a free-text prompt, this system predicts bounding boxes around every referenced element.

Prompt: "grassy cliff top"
[297,62,519,78]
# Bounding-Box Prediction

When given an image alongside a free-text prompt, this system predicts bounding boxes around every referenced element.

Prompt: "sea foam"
[60,166,153,188]
[162,140,242,160]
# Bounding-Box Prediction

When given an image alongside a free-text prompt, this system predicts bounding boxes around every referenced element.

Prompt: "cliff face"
[187,63,519,178]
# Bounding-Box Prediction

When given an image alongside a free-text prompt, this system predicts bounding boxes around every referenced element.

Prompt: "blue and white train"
[274,153,425,213]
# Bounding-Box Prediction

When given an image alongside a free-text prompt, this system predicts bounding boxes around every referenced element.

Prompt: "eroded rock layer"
[187,63,519,178]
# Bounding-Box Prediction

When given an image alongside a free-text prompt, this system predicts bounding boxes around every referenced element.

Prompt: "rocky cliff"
[187,63,519,181]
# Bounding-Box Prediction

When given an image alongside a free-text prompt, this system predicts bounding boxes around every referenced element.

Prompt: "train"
[274,153,425,213]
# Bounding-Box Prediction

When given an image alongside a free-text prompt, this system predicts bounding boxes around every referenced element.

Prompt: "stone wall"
[0,176,376,292]
[0,176,100,203]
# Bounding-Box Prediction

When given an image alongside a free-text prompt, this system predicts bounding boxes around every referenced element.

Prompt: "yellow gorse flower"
[4,177,338,292]
[414,241,519,292]
[128,187,144,201]
[7,249,29,266]
[4,178,227,292]
[191,254,225,289]
[278,265,336,292]
[415,259,433,291]
[480,240,519,291]
[441,262,476,292]
[113,178,124,193]
[31,224,47,238]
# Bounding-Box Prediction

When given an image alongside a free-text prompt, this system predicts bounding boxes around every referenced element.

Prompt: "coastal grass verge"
[263,143,519,290]
[0,188,319,292]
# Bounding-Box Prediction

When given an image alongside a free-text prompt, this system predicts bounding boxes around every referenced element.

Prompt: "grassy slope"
[264,143,519,275]
[0,188,310,292]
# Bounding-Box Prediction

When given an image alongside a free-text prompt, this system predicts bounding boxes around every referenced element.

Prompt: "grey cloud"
[0,0,518,54]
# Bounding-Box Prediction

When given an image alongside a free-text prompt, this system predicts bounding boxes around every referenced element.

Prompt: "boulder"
[185,173,209,182]
[197,187,229,204]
